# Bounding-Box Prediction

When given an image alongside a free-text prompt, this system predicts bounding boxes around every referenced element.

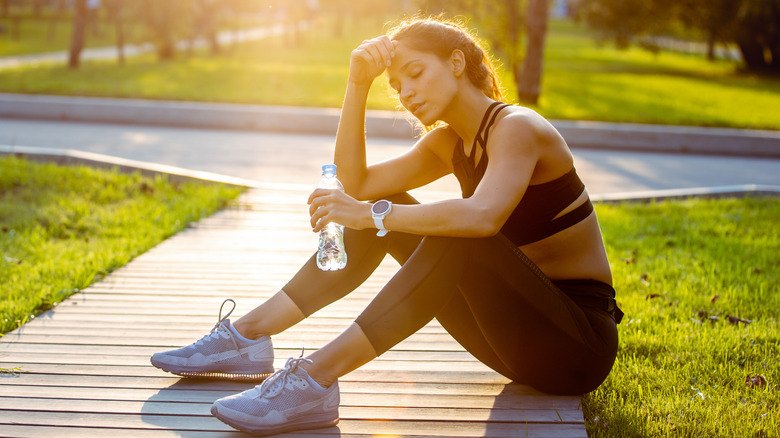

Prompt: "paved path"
[2,118,779,199]
[3,93,779,157]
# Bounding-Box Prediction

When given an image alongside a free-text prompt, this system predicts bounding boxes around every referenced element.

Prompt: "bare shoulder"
[414,124,461,162]
[419,124,460,147]
[492,106,573,179]
[493,106,560,145]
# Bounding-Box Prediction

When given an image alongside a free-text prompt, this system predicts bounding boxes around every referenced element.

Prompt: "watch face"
[372,200,391,215]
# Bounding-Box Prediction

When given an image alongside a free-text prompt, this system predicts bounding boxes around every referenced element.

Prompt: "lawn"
[0,156,244,335]
[588,197,779,437]
[0,11,119,56]
[0,6,264,57]
[1,18,779,130]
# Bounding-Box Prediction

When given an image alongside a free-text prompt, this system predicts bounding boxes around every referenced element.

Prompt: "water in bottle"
[316,164,347,271]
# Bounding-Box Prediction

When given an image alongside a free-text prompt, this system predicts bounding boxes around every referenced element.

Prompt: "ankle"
[232,319,264,341]
[301,361,336,389]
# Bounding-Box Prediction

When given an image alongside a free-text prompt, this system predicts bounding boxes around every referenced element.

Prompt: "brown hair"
[387,16,503,112]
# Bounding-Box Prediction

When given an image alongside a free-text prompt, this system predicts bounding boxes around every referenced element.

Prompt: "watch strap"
[373,217,388,237]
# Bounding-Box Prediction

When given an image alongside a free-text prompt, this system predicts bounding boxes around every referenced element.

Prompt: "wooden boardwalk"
[0,185,586,437]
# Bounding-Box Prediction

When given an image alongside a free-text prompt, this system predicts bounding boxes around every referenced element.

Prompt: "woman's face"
[386,41,459,125]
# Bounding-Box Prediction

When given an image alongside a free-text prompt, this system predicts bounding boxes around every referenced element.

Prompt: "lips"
[408,102,424,115]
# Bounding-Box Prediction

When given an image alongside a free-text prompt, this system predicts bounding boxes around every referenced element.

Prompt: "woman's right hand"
[349,36,397,86]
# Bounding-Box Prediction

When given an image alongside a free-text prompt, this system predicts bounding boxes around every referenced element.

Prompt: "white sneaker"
[150,299,274,381]
[211,356,340,435]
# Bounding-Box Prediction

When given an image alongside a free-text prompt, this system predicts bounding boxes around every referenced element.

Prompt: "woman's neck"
[440,89,497,147]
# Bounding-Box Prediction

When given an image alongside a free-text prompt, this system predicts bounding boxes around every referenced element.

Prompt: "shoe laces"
[255,354,312,399]
[194,299,239,351]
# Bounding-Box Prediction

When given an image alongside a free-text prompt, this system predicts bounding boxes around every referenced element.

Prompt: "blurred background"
[1,0,778,130]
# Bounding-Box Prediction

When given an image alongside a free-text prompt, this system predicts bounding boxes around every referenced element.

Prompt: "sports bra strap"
[469,102,510,162]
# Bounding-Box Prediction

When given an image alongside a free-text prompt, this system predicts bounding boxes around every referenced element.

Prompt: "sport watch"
[371,200,393,237]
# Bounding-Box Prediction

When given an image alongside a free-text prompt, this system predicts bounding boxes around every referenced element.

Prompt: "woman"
[151,16,622,435]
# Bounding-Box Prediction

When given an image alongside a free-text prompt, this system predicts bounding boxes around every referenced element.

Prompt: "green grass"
[0,9,261,57]
[0,156,244,335]
[2,18,779,129]
[521,20,780,129]
[0,13,120,56]
[586,197,780,437]
[0,18,397,110]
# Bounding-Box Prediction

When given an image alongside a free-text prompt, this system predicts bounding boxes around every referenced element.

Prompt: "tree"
[677,0,739,60]
[733,0,780,72]
[68,0,88,69]
[519,0,549,104]
[131,0,195,61]
[415,0,551,105]
[572,0,675,49]
[103,0,126,65]
[574,0,780,73]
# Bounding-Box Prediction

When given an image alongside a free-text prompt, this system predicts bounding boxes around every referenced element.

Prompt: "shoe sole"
[211,404,339,435]
[151,359,274,382]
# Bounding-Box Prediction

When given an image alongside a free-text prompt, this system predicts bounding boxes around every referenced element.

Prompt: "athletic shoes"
[150,299,274,381]
[211,356,340,435]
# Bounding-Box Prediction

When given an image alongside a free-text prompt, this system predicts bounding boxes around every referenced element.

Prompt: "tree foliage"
[573,0,676,49]
[572,0,780,73]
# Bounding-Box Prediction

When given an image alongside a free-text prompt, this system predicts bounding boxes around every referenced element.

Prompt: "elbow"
[469,208,504,238]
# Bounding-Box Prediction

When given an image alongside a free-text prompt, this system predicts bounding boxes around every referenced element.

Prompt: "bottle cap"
[322,164,337,175]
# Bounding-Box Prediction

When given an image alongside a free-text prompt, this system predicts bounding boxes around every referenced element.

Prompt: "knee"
[414,235,472,258]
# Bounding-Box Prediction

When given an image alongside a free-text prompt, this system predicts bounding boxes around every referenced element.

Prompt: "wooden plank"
[0,363,505,385]
[0,386,579,411]
[0,358,500,374]
[0,333,464,350]
[2,325,450,339]
[0,426,247,438]
[0,349,481,366]
[0,374,542,398]
[0,398,583,423]
[0,337,466,352]
[0,412,587,437]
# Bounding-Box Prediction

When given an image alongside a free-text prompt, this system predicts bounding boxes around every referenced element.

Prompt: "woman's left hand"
[308,189,371,233]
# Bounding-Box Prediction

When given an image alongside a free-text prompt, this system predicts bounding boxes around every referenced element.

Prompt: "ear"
[450,49,466,77]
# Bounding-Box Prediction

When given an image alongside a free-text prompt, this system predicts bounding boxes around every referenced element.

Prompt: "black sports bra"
[451,102,594,246]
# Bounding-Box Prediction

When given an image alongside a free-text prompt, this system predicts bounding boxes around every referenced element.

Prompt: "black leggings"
[284,193,619,395]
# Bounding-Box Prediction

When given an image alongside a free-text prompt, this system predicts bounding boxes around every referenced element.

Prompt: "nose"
[400,86,415,105]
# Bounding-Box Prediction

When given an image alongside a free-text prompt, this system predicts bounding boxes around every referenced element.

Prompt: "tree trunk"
[736,34,768,72]
[115,5,125,65]
[68,0,88,69]
[517,0,549,105]
[706,32,716,61]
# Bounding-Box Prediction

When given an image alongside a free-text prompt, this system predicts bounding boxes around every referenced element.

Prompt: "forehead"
[387,41,440,79]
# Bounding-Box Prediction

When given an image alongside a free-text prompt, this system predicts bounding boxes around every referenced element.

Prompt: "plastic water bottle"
[316,164,347,271]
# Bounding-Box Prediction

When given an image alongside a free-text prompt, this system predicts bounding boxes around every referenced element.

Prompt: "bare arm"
[310,113,544,237]
[333,36,393,196]
[378,114,541,236]
[334,36,450,200]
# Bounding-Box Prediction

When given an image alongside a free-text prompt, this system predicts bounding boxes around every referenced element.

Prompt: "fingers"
[372,35,395,67]
[308,189,338,231]
[309,197,327,230]
[352,36,395,77]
